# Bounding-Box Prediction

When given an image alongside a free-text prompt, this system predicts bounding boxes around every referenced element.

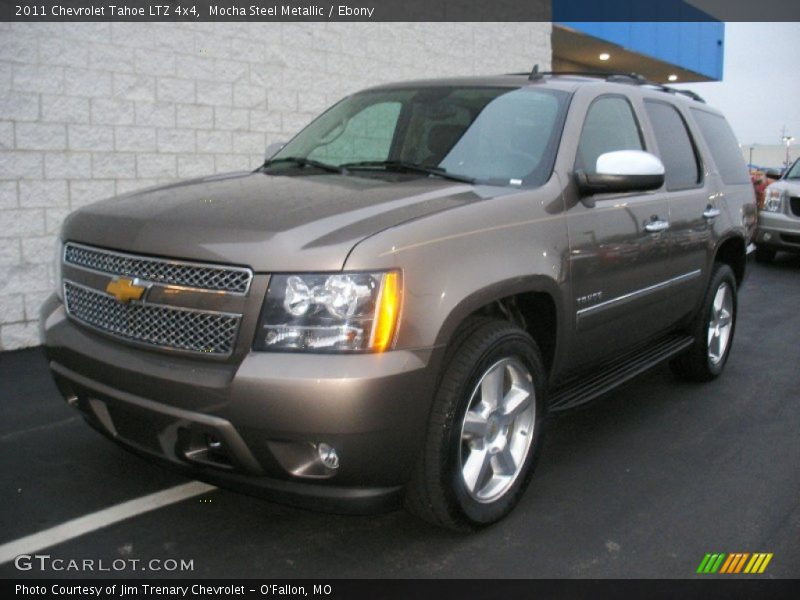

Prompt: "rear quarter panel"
[681,105,756,276]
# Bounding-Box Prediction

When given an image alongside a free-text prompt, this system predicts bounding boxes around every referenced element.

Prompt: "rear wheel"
[670,264,737,382]
[405,318,546,530]
[755,245,776,263]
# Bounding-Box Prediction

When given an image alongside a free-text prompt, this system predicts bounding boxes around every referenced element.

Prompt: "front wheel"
[670,264,738,382]
[405,318,546,530]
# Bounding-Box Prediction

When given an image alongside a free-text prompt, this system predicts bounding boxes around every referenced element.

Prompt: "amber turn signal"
[370,271,402,352]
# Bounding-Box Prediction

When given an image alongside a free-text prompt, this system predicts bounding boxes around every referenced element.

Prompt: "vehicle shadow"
[763,252,800,270]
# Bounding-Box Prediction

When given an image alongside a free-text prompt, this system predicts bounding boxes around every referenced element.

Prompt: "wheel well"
[715,236,746,285]
[470,292,557,375]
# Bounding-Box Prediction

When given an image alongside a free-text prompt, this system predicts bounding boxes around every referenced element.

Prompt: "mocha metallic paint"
[42,76,755,510]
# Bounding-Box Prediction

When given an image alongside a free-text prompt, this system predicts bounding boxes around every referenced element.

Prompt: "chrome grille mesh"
[64,243,252,293]
[790,196,800,218]
[64,282,240,355]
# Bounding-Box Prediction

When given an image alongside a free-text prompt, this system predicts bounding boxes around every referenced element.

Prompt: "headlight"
[763,187,785,212]
[254,270,402,353]
[54,239,64,300]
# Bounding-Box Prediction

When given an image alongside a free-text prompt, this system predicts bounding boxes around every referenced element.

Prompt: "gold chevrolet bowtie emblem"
[105,277,146,303]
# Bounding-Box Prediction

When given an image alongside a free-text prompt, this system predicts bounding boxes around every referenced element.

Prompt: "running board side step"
[547,334,694,412]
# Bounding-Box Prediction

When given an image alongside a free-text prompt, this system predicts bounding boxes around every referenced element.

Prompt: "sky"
[674,22,800,146]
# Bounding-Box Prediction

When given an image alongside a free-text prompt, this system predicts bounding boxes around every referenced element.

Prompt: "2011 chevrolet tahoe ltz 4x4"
[41,72,756,530]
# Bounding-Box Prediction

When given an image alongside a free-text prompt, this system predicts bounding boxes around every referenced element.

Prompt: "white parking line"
[0,481,216,564]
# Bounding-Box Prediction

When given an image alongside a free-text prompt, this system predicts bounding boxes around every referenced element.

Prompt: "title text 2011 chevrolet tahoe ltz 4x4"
[42,73,756,530]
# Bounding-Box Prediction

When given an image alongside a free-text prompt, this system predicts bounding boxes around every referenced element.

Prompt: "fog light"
[763,232,772,241]
[317,443,339,469]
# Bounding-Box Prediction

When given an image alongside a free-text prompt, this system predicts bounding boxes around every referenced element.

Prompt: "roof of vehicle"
[365,70,710,107]
[365,74,585,93]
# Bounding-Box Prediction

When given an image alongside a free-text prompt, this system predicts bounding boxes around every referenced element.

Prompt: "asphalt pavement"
[1,257,799,579]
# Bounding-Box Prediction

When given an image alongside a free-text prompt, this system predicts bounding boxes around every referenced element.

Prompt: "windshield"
[785,159,800,180]
[267,86,570,187]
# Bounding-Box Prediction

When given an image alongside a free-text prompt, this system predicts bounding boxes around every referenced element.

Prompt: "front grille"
[790,197,800,218]
[64,281,240,355]
[64,243,252,294]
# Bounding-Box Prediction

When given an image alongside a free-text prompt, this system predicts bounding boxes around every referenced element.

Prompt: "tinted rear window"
[645,101,701,190]
[690,109,749,185]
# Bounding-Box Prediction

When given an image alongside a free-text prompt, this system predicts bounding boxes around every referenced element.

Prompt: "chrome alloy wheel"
[458,357,536,504]
[707,282,733,365]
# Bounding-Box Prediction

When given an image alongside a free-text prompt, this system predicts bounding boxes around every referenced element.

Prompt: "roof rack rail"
[639,80,706,103]
[664,87,706,103]
[504,69,706,103]
[606,73,649,85]
[506,70,644,81]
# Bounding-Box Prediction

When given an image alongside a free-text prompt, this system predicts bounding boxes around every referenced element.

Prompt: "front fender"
[343,182,569,362]
[432,274,564,349]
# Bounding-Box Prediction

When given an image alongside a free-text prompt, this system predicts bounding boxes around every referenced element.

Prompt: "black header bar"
[2,0,800,22]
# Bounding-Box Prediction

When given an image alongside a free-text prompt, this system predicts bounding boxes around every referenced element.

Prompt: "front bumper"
[41,295,441,513]
[755,210,800,252]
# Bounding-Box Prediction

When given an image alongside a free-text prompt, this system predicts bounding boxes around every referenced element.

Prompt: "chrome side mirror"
[575,150,665,206]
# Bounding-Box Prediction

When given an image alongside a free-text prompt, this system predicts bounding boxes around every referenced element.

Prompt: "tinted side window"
[644,101,701,190]
[690,109,749,185]
[577,96,643,173]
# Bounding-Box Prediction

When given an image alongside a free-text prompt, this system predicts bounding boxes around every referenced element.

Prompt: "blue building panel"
[553,0,717,23]
[557,21,724,81]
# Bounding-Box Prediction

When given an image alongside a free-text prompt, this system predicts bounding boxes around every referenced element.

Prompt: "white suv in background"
[755,158,800,262]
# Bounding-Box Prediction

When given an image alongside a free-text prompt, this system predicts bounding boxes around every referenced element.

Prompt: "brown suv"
[41,72,756,530]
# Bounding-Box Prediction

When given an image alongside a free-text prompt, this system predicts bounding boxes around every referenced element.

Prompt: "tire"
[754,245,776,263]
[405,317,546,530]
[670,264,738,382]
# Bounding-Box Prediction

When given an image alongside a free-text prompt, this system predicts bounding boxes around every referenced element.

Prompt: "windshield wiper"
[261,156,344,174]
[339,160,475,184]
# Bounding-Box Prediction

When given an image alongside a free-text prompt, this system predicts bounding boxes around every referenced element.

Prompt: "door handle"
[703,207,721,219]
[645,219,670,233]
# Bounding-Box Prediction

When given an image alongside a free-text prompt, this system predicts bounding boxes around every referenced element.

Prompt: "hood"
[768,179,800,195]
[62,172,479,271]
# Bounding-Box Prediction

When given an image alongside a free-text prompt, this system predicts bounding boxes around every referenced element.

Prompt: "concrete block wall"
[0,21,551,350]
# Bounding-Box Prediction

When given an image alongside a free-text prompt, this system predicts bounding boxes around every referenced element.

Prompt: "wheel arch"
[434,276,564,378]
[713,234,747,286]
